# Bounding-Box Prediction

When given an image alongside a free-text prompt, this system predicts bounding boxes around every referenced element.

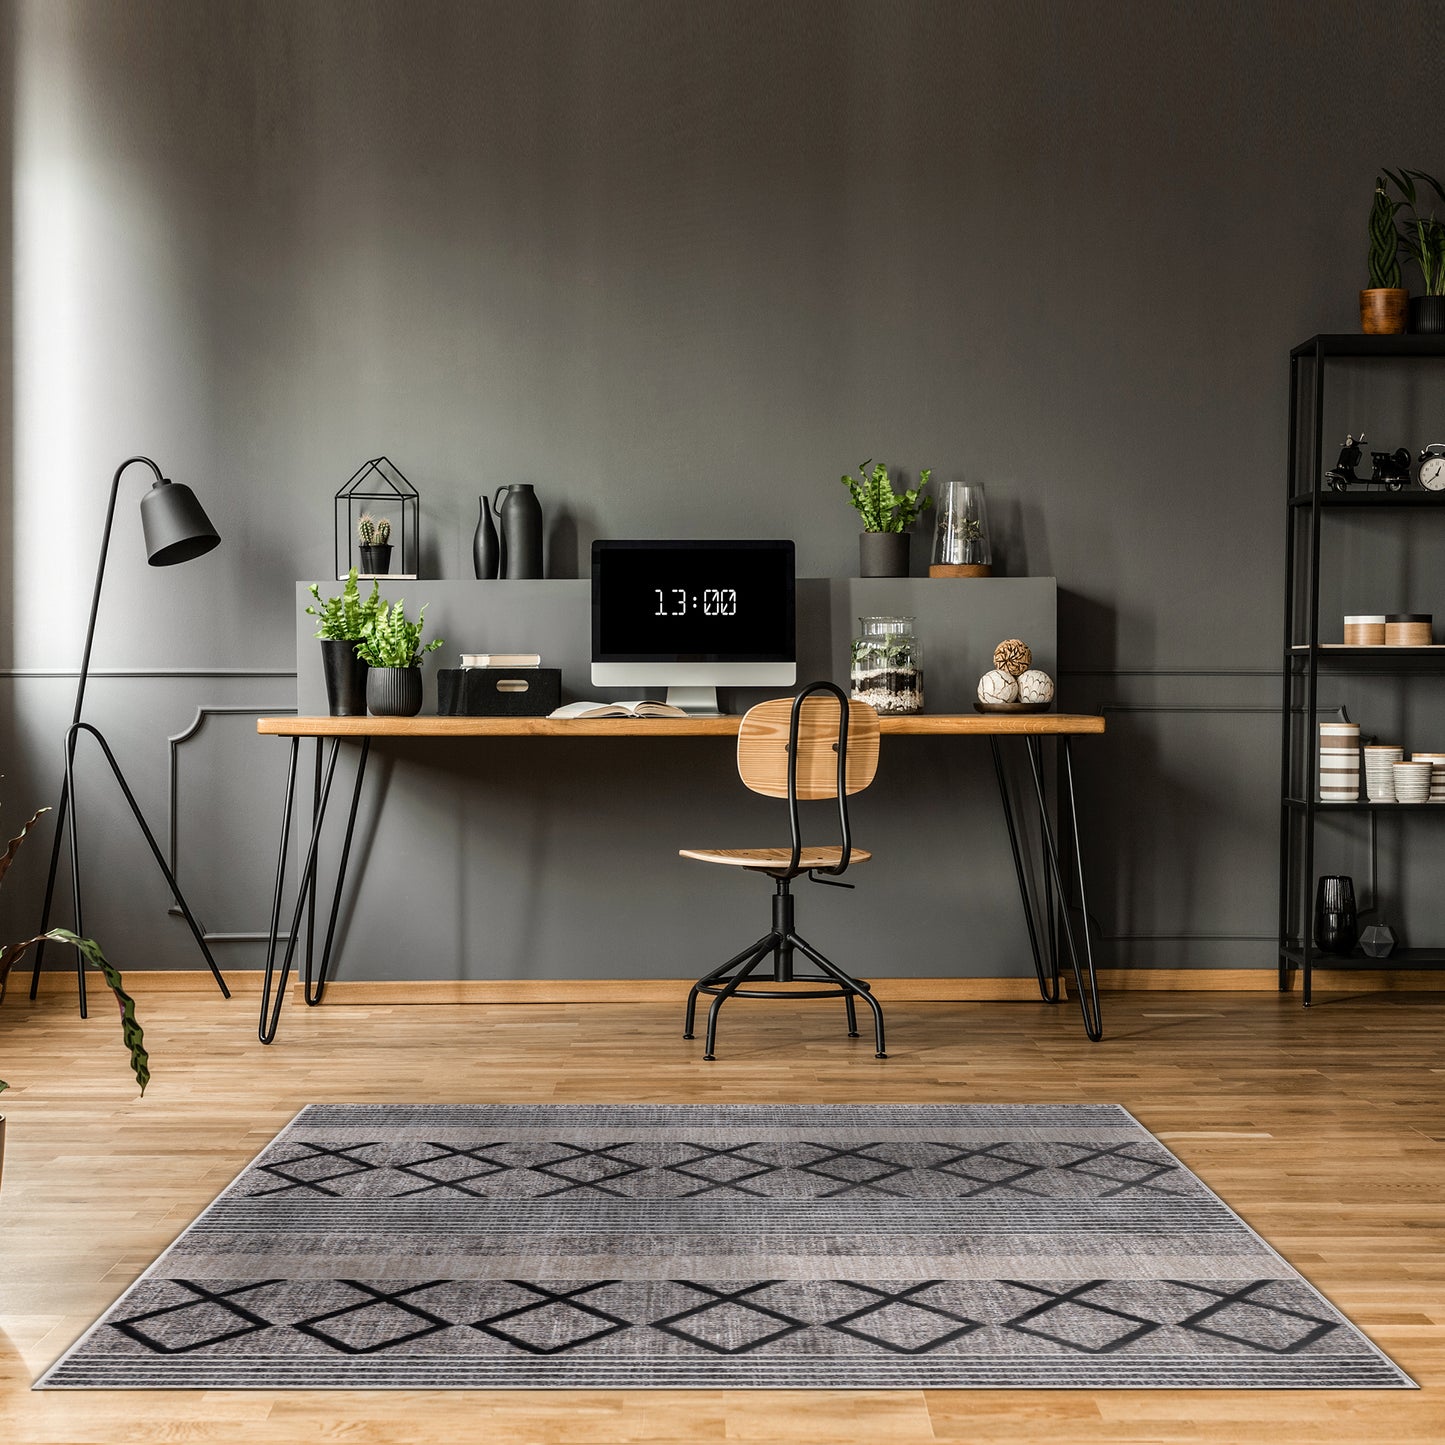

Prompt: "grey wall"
[5,0,1445,977]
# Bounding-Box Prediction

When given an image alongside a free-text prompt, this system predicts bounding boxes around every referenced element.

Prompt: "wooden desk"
[254,713,1105,1045]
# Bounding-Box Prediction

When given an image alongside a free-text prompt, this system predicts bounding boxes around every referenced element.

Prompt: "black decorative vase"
[358,543,392,575]
[473,495,500,579]
[320,640,369,717]
[1409,295,1445,335]
[494,484,543,578]
[859,531,910,578]
[367,666,423,717]
[1313,875,1358,956]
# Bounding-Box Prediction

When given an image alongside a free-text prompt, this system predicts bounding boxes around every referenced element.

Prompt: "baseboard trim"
[26,966,1445,1003]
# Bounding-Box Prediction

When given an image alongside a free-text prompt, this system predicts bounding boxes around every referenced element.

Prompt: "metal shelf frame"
[1279,334,1445,1004]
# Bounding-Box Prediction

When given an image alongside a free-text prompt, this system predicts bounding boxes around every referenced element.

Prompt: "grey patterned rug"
[39,1103,1410,1389]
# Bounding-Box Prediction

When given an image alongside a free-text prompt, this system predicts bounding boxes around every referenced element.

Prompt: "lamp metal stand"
[29,456,230,1014]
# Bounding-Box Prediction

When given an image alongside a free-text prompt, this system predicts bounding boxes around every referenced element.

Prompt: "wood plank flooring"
[1,984,1443,1442]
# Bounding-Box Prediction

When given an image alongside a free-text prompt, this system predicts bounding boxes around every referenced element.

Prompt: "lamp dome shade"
[140,479,221,566]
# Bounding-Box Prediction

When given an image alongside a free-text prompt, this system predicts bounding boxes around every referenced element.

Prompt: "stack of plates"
[1411,751,1445,802]
[1364,744,1404,802]
[1319,721,1360,802]
[1393,760,1433,804]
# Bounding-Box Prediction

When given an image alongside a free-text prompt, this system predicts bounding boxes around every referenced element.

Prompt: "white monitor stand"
[664,685,723,717]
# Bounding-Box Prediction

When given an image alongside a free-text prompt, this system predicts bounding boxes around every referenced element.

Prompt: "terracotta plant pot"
[1360,288,1408,335]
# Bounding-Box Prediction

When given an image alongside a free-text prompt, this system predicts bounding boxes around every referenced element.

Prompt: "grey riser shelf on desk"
[1287,492,1445,508]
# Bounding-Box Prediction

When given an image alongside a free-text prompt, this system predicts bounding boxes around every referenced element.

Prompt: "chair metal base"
[682,881,886,1060]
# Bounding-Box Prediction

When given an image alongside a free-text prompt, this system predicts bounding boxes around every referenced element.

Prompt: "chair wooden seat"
[679,845,872,869]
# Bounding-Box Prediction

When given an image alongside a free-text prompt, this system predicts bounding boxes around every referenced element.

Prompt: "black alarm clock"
[1421,443,1445,492]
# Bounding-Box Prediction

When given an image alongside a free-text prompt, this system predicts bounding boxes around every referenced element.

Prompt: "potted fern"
[1384,167,1445,334]
[357,514,393,575]
[306,568,381,716]
[841,460,932,577]
[356,598,443,716]
[1361,177,1408,335]
[1,806,149,1188]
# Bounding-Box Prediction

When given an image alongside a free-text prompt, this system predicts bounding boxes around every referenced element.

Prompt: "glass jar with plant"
[840,460,932,577]
[356,513,393,575]
[306,568,381,717]
[1360,176,1407,335]
[1384,167,1445,334]
[850,616,924,714]
[356,598,444,717]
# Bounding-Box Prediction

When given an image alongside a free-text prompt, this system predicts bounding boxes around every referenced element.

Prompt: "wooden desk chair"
[679,681,886,1061]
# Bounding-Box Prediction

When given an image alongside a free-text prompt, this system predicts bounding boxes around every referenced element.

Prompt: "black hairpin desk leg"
[990,737,1058,1003]
[258,737,371,1044]
[1023,736,1103,1041]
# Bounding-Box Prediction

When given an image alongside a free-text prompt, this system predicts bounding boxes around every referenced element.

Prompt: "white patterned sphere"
[1017,669,1055,704]
[977,668,1020,704]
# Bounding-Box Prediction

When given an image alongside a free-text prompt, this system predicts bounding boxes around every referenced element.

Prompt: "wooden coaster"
[929,563,992,578]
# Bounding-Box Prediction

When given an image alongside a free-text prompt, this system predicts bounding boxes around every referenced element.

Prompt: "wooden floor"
[2,983,1444,1443]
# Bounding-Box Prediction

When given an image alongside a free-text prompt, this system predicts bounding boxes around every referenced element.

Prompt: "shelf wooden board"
[257,712,1106,739]
[1285,797,1445,811]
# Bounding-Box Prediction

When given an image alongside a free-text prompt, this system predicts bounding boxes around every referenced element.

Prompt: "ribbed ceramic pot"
[367,666,424,717]
[1409,295,1445,334]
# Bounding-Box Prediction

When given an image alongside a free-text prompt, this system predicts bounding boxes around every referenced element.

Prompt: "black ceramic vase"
[367,666,424,717]
[473,495,500,579]
[1313,875,1358,956]
[494,484,543,578]
[320,639,368,717]
[358,543,392,575]
[860,531,910,577]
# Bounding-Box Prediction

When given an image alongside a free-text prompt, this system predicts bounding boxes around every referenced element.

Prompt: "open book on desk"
[548,700,690,719]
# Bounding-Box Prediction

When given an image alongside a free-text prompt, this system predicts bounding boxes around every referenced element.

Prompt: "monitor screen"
[592,540,795,663]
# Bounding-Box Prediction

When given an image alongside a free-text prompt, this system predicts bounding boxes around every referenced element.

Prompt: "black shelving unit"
[1280,334,1445,1003]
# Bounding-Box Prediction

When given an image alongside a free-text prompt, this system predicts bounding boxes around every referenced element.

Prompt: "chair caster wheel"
[703,1053,716,1061]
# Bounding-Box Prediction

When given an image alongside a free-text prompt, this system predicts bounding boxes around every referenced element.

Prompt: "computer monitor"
[591,539,796,715]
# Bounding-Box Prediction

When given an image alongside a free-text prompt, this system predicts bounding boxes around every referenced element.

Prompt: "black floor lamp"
[29,455,232,1015]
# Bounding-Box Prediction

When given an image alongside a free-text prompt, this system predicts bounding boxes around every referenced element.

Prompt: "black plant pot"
[358,543,392,575]
[859,532,910,578]
[320,640,369,717]
[367,666,424,717]
[1409,295,1445,334]
[1313,875,1358,956]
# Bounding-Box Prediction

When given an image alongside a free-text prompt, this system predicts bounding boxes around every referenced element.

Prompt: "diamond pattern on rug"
[37,1104,1413,1389]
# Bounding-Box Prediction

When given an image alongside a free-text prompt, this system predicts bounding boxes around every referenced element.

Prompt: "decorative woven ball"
[993,639,1032,676]
[1017,668,1055,705]
[978,669,1020,704]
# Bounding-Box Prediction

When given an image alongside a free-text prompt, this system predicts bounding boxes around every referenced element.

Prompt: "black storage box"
[436,668,561,718]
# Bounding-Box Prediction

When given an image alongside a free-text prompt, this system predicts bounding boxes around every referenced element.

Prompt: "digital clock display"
[592,541,795,661]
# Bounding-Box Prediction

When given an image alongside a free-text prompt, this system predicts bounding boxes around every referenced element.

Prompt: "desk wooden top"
[258,713,1105,738]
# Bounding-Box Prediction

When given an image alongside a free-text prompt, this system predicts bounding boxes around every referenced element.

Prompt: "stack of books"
[459,652,541,669]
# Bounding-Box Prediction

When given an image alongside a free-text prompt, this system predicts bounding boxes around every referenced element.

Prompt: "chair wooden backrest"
[737,691,881,799]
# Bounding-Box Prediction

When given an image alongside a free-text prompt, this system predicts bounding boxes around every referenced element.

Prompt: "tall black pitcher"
[493,484,543,579]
